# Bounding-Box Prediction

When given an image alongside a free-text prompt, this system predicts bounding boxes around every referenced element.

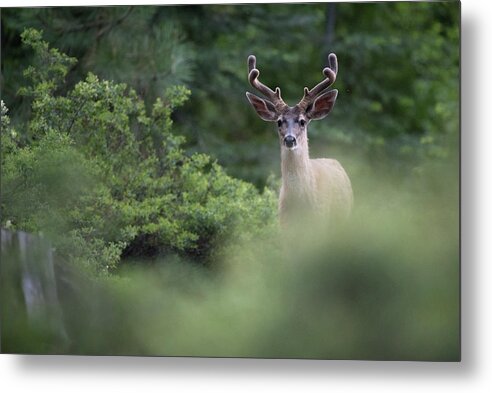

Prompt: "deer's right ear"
[246,92,278,122]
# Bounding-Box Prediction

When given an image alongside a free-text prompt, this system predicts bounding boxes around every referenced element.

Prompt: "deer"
[246,53,353,227]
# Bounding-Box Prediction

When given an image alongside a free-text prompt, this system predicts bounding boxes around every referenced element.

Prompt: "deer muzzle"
[284,135,297,149]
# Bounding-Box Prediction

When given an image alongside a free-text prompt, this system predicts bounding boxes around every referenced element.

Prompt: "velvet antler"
[297,53,338,111]
[247,55,288,111]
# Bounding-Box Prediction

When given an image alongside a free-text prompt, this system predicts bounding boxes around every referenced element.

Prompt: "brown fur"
[246,53,353,226]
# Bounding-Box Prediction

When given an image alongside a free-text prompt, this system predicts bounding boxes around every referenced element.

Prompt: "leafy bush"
[1,29,276,273]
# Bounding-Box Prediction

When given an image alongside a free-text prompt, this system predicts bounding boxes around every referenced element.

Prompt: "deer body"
[246,53,353,225]
[279,134,352,226]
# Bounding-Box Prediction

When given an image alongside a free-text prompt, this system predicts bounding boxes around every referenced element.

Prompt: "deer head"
[246,54,338,150]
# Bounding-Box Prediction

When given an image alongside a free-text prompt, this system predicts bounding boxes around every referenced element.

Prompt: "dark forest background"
[2,3,459,186]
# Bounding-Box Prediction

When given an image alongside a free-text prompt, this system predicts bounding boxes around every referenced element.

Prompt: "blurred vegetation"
[0,2,459,360]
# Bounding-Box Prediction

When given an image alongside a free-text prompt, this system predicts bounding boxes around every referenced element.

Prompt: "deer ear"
[246,92,278,122]
[306,90,338,120]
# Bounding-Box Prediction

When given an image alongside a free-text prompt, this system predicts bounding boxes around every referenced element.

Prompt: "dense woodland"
[2,3,459,184]
[1,3,460,359]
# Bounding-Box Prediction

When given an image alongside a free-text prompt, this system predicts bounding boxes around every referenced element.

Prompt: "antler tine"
[298,53,338,110]
[328,52,338,75]
[248,54,257,74]
[247,55,287,110]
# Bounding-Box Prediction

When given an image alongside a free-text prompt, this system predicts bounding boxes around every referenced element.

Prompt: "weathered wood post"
[1,229,68,352]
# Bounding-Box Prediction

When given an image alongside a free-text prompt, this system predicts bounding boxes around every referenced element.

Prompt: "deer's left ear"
[306,89,338,120]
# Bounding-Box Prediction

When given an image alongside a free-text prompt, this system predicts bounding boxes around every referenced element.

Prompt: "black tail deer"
[246,53,353,226]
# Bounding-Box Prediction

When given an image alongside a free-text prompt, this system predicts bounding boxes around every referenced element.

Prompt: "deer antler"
[297,53,338,110]
[248,55,288,111]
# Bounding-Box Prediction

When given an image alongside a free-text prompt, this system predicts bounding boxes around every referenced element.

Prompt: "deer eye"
[277,119,282,127]
[300,119,306,127]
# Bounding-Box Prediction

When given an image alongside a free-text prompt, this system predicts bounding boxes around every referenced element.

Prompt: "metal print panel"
[0,1,460,360]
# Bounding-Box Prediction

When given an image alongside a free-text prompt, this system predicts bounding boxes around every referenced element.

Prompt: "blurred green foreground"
[1,165,459,359]
[0,4,459,360]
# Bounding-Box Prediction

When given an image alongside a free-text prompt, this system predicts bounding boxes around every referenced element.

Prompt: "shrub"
[1,29,276,273]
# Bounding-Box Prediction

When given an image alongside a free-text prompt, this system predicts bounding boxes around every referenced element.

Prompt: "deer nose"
[284,135,296,148]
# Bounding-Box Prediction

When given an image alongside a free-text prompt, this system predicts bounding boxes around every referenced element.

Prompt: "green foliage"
[1,101,18,158]
[0,5,459,360]
[1,7,195,122]
[1,29,276,273]
[330,2,459,160]
[2,130,94,232]
[1,164,459,359]
[153,2,459,184]
[18,28,78,96]
[1,4,460,187]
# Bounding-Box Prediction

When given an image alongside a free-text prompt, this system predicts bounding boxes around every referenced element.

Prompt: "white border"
[3,0,491,392]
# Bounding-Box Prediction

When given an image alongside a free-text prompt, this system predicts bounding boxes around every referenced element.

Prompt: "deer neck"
[280,137,314,194]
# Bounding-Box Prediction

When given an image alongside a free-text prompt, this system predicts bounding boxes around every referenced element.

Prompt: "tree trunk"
[323,3,337,65]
